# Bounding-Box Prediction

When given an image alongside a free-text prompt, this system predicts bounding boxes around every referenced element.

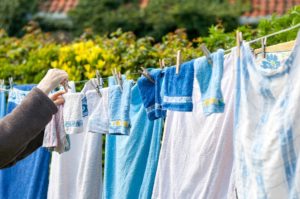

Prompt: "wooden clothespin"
[236,30,243,58]
[175,50,181,75]
[159,59,165,69]
[261,37,267,58]
[0,79,4,91]
[112,68,123,91]
[139,67,155,84]
[9,77,14,91]
[200,44,213,65]
[95,70,103,97]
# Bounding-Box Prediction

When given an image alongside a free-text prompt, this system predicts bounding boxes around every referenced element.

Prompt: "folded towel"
[43,105,70,153]
[137,69,166,120]
[109,79,134,135]
[87,88,110,134]
[63,93,86,134]
[194,49,225,116]
[162,60,195,112]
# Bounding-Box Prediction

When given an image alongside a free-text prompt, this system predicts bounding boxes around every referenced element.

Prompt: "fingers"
[50,90,66,100]
[53,97,65,106]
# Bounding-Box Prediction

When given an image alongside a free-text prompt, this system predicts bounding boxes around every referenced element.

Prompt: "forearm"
[0,88,57,168]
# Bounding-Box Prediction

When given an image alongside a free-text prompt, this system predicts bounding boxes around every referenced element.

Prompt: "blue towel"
[137,69,166,120]
[162,60,195,112]
[103,83,163,199]
[194,49,225,116]
[0,85,51,199]
[109,79,134,135]
[0,90,6,119]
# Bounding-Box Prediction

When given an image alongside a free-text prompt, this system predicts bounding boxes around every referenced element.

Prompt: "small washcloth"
[87,88,110,134]
[137,69,166,120]
[43,105,70,153]
[194,49,225,116]
[109,79,134,135]
[63,93,86,134]
[162,60,195,112]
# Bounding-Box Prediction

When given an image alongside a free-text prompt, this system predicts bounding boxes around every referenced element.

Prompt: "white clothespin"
[0,79,5,91]
[112,68,123,91]
[175,50,181,75]
[236,30,243,58]
[139,67,155,84]
[9,77,14,91]
[62,80,71,92]
[200,44,213,65]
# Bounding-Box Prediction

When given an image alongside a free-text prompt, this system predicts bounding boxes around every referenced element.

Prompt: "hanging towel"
[233,32,300,199]
[0,90,6,119]
[103,83,163,199]
[76,90,103,199]
[109,79,134,135]
[137,69,166,120]
[0,85,51,199]
[63,93,86,134]
[43,105,70,153]
[162,60,195,112]
[194,49,225,116]
[152,52,234,199]
[87,88,110,134]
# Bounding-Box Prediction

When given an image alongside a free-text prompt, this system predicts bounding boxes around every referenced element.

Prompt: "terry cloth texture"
[0,85,55,199]
[137,69,166,120]
[109,79,134,135]
[162,60,195,112]
[194,49,225,116]
[152,52,234,199]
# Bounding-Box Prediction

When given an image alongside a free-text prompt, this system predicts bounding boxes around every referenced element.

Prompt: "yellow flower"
[51,61,58,68]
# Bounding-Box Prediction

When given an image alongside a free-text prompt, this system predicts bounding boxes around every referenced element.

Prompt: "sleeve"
[0,87,58,168]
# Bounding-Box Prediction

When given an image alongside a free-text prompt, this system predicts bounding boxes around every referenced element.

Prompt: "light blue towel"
[103,83,163,199]
[194,49,225,116]
[0,90,6,119]
[162,60,195,112]
[137,69,166,120]
[109,79,134,135]
[0,85,51,199]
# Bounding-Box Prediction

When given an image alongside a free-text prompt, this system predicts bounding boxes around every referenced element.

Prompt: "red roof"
[39,0,78,13]
[243,0,300,17]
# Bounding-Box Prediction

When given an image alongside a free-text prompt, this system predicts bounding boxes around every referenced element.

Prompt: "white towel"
[87,88,110,134]
[63,93,86,134]
[77,90,103,199]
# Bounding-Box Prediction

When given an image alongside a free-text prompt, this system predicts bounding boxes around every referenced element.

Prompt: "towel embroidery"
[163,96,192,104]
[110,120,129,127]
[146,103,163,113]
[65,120,83,128]
[202,98,224,107]
[82,96,88,117]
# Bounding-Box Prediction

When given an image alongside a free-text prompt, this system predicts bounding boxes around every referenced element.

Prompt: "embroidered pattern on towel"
[163,96,193,104]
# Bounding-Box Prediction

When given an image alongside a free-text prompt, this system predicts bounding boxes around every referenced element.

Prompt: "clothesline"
[1,23,300,89]
[224,23,300,53]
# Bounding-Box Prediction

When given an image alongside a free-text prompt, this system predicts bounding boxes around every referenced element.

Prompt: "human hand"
[49,90,66,106]
[37,69,68,95]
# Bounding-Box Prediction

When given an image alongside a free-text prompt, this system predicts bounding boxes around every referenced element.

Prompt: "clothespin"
[175,50,181,75]
[62,80,71,92]
[236,30,243,57]
[139,67,155,84]
[159,59,165,69]
[200,44,213,65]
[9,77,13,91]
[95,70,103,97]
[112,68,123,91]
[0,79,4,91]
[261,37,267,58]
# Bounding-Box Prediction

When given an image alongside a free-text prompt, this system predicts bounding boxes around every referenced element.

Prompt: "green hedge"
[0,6,299,84]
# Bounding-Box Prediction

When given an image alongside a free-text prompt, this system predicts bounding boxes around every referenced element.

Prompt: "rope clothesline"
[1,23,300,89]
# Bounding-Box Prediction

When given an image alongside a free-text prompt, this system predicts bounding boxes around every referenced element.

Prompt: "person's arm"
[0,88,57,168]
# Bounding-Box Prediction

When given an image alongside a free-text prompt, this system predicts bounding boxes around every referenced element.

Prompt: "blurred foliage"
[69,0,246,40]
[0,6,299,84]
